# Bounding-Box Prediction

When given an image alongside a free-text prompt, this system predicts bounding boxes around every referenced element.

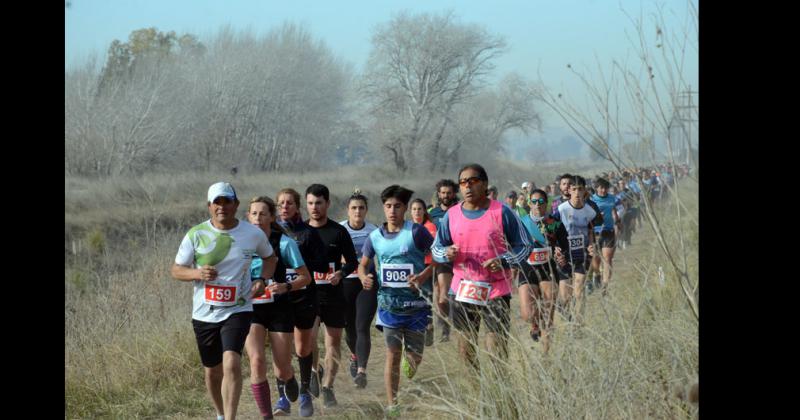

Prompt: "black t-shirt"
[307,218,358,305]
[278,216,328,301]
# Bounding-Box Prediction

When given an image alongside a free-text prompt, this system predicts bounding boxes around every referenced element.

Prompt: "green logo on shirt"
[190,225,233,266]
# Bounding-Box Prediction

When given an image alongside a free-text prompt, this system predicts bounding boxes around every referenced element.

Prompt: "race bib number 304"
[314,263,336,285]
[204,284,237,306]
[381,263,414,288]
[253,279,275,304]
[567,235,585,250]
[455,279,491,306]
[528,247,551,266]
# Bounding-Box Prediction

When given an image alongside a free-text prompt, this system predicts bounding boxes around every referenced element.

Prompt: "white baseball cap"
[207,182,237,202]
[521,182,530,189]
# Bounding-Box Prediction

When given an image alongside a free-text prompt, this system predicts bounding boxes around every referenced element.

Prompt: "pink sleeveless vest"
[448,200,513,299]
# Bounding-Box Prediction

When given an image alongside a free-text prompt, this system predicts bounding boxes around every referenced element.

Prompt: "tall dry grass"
[65,165,693,419]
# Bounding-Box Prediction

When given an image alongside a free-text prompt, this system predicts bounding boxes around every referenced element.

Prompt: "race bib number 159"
[204,284,237,306]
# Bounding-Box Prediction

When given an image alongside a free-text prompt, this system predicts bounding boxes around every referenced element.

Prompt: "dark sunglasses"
[529,197,547,205]
[459,177,483,187]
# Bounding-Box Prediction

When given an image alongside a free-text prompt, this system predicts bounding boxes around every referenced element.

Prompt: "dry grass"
[65,169,696,419]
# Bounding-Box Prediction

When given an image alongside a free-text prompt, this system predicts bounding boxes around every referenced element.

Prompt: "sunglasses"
[529,198,547,205]
[458,177,483,186]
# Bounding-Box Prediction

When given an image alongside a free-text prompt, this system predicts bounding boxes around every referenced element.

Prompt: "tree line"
[65,11,542,177]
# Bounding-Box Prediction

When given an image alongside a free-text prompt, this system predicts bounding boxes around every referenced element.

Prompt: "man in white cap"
[172,181,278,420]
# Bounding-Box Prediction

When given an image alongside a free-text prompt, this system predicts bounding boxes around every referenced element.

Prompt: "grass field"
[65,167,697,419]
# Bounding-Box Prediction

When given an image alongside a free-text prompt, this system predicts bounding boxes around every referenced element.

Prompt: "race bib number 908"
[455,279,491,306]
[204,284,237,306]
[381,263,413,288]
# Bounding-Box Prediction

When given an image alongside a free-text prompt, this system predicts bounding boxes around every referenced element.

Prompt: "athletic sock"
[251,381,273,418]
[298,353,313,394]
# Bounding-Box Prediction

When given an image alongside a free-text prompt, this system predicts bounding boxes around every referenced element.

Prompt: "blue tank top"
[369,220,430,315]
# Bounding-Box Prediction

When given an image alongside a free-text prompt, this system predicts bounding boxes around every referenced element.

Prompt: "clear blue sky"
[65,0,697,138]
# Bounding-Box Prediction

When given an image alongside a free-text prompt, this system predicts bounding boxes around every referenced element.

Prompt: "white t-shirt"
[556,201,598,244]
[175,219,273,323]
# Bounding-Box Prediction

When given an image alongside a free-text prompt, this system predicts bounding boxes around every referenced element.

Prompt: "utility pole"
[669,87,698,167]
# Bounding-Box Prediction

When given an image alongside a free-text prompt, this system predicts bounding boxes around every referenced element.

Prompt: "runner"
[410,198,438,346]
[245,196,312,419]
[590,178,622,295]
[339,190,379,389]
[171,182,277,420]
[554,176,599,325]
[487,185,499,201]
[304,184,359,409]
[428,179,459,343]
[518,188,570,353]
[432,163,533,369]
[276,188,328,417]
[358,185,435,418]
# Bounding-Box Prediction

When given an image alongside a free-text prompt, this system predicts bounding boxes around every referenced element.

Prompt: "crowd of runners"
[171,162,689,419]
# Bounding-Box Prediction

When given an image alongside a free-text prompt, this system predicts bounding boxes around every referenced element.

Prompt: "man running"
[432,163,533,369]
[358,185,435,418]
[339,190,379,389]
[590,178,622,295]
[305,184,358,409]
[428,179,459,342]
[554,176,599,325]
[171,182,277,420]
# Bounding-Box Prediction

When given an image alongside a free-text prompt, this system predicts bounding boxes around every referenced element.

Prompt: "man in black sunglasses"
[431,163,533,370]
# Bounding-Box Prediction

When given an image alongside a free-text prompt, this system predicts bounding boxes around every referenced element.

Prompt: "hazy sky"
[65,0,697,142]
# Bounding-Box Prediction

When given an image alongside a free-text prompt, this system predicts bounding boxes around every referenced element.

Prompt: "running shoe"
[321,386,338,408]
[349,355,358,379]
[385,404,401,418]
[354,372,367,389]
[299,393,314,417]
[273,396,291,416]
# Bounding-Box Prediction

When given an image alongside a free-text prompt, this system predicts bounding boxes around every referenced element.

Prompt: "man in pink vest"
[431,163,533,368]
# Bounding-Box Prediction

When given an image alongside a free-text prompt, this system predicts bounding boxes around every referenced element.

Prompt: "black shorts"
[596,230,617,249]
[435,263,454,276]
[518,262,550,287]
[192,311,252,367]
[449,294,511,336]
[318,301,347,328]
[252,300,294,333]
[293,296,318,330]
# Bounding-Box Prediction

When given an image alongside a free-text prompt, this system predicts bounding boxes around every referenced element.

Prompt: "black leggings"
[342,277,378,369]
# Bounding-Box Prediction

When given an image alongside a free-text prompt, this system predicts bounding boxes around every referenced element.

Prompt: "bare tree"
[362,11,505,172]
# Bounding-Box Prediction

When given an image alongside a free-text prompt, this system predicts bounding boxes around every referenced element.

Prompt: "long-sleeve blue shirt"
[431,201,533,269]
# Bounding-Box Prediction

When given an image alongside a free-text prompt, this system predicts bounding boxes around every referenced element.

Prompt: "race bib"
[252,279,275,304]
[455,279,491,306]
[204,283,237,306]
[568,235,585,250]
[285,268,306,290]
[528,247,551,266]
[381,263,414,288]
[314,262,336,285]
